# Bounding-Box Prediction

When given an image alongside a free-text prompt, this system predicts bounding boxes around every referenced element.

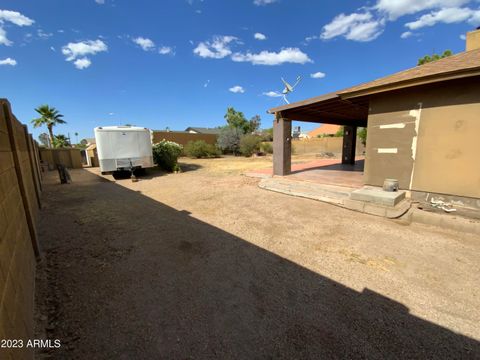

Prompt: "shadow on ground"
[291,159,365,175]
[36,169,479,359]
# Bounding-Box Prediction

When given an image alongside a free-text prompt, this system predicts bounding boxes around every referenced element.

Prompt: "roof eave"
[267,92,339,114]
[340,68,480,99]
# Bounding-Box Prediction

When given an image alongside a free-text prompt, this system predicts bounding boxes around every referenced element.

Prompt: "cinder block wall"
[40,148,83,169]
[266,137,365,156]
[152,131,218,146]
[0,99,41,360]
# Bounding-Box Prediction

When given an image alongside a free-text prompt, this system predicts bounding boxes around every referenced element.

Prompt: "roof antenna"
[281,76,301,104]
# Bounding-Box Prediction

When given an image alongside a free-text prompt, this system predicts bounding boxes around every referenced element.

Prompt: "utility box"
[94,126,154,174]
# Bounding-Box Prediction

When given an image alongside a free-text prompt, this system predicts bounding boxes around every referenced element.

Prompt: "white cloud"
[0,10,34,26]
[0,57,16,66]
[253,0,278,5]
[375,0,470,20]
[405,7,477,29]
[62,39,107,60]
[204,79,210,88]
[193,35,238,59]
[37,29,53,39]
[304,35,319,43]
[133,37,155,51]
[0,10,34,46]
[0,27,11,46]
[232,47,312,65]
[229,85,245,93]
[400,31,413,38]
[73,58,91,69]
[263,91,283,97]
[321,12,384,42]
[460,34,466,40]
[254,32,267,40]
[62,39,107,69]
[95,0,105,4]
[320,0,476,43]
[159,46,173,55]
[310,71,326,79]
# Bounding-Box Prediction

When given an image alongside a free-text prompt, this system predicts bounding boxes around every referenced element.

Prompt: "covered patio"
[268,92,369,177]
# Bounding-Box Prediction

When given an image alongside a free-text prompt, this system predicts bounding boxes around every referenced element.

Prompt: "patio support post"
[342,125,357,165]
[273,113,291,176]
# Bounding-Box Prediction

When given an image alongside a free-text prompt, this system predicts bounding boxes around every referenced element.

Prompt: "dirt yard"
[35,157,480,359]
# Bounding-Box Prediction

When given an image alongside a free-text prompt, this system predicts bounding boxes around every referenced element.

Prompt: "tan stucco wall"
[365,78,480,199]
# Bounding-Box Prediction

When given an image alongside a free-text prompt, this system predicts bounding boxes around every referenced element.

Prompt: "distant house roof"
[308,124,341,137]
[185,127,221,135]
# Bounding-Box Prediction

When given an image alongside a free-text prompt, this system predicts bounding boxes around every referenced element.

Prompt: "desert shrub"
[358,127,367,146]
[239,134,262,157]
[217,126,242,155]
[335,126,344,137]
[184,140,219,158]
[261,142,273,154]
[152,140,183,172]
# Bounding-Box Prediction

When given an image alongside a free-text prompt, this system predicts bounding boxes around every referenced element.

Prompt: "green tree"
[417,50,452,65]
[217,126,242,155]
[52,134,71,148]
[31,105,66,146]
[38,133,50,147]
[223,107,261,134]
[248,115,261,134]
[224,107,248,133]
[261,127,273,141]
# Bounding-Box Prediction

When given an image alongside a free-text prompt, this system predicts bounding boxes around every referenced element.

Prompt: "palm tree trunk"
[48,125,54,148]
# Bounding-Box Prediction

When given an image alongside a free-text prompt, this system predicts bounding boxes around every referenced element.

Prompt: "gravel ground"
[35,157,480,359]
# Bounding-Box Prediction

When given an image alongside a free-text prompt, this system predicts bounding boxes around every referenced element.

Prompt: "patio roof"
[268,48,480,127]
[267,92,369,127]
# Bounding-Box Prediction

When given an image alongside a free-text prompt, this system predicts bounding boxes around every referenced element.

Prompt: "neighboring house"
[308,124,341,138]
[268,29,480,207]
[185,127,222,135]
[80,137,96,146]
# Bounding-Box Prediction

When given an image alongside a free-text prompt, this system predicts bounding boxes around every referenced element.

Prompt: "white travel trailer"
[94,126,154,174]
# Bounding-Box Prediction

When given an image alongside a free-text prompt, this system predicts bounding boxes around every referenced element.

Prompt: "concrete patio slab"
[258,177,411,219]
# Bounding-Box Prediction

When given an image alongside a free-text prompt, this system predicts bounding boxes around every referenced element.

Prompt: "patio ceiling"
[268,92,369,127]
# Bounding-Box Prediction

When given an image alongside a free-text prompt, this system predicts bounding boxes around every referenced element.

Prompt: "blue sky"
[0,0,478,141]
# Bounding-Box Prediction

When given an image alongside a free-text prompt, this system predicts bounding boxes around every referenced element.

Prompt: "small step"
[350,187,406,207]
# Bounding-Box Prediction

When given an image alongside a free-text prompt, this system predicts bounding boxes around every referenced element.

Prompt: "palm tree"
[52,134,71,148]
[31,105,66,147]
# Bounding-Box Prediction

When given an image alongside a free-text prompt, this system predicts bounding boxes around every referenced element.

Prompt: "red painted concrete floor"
[248,158,365,188]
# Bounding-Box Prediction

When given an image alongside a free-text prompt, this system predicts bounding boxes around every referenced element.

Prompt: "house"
[308,124,341,138]
[80,137,96,146]
[185,127,222,135]
[292,126,310,139]
[268,29,480,207]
